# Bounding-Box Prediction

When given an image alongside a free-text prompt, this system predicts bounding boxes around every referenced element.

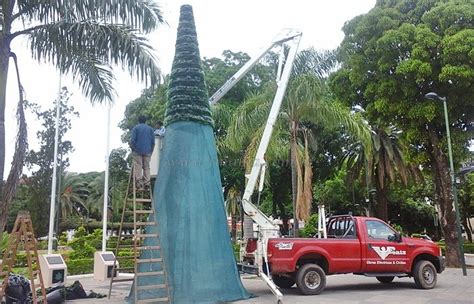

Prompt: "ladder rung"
[136,271,164,277]
[137,246,161,250]
[137,258,163,263]
[117,267,135,271]
[137,297,169,303]
[136,234,158,238]
[116,255,137,260]
[115,244,135,247]
[136,222,156,226]
[112,278,134,283]
[133,210,154,214]
[128,198,152,203]
[137,284,167,291]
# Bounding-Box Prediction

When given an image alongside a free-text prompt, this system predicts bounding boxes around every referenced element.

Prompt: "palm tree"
[58,172,89,220]
[344,126,422,221]
[225,187,242,241]
[227,73,371,237]
[84,173,106,221]
[0,1,165,234]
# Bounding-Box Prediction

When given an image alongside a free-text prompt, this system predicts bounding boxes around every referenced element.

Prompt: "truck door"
[362,219,409,272]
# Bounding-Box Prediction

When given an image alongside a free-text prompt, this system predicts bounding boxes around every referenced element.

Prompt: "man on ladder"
[131,115,155,191]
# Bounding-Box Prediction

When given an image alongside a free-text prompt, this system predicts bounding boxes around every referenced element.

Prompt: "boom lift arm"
[210,29,302,234]
[209,29,301,304]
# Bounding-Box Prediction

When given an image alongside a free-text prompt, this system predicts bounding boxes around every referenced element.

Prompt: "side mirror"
[388,232,402,242]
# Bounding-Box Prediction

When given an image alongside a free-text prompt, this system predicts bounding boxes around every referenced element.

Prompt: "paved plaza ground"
[65,254,474,304]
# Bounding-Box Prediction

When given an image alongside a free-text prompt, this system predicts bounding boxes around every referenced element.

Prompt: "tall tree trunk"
[290,121,299,237]
[230,216,237,241]
[374,182,389,221]
[428,130,460,267]
[0,36,11,235]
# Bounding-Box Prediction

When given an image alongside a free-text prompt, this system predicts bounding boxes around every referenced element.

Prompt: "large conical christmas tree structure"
[134,5,250,303]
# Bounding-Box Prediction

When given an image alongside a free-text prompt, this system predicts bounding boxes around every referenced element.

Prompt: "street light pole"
[425,92,467,276]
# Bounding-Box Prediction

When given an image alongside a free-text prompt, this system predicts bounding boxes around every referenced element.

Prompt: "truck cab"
[267,215,445,295]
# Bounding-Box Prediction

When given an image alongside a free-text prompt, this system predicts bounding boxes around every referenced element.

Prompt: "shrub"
[233,243,240,261]
[300,214,319,238]
[117,250,134,272]
[67,258,94,275]
[68,227,102,259]
[436,242,474,255]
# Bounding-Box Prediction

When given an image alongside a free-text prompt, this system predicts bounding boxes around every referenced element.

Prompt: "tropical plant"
[0,0,165,235]
[330,0,473,266]
[225,187,242,241]
[343,126,422,221]
[83,172,106,221]
[58,172,89,220]
[227,71,371,237]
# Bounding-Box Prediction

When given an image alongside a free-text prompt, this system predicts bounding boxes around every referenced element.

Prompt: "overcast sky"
[4,0,376,178]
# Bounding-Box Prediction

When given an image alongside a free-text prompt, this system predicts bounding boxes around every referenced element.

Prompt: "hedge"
[66,258,94,275]
[437,242,474,255]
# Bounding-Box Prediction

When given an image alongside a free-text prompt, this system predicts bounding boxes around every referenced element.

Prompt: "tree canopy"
[330,0,474,266]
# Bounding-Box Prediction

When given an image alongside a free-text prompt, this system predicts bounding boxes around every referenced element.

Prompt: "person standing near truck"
[131,115,155,190]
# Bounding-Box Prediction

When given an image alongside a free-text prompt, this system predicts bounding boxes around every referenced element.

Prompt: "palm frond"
[292,48,337,78]
[28,21,160,102]
[16,0,164,33]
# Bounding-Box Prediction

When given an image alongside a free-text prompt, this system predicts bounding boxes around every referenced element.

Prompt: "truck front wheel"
[413,260,437,289]
[272,275,295,289]
[295,263,326,295]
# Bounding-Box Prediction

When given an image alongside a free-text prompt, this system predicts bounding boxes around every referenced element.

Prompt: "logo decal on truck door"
[275,242,294,250]
[372,246,406,260]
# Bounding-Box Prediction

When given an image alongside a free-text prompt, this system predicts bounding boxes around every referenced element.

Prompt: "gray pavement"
[66,263,474,304]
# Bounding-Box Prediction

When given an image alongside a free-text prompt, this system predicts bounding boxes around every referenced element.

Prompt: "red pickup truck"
[266,215,445,295]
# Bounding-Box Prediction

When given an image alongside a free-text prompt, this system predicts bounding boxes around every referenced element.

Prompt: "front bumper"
[437,256,446,273]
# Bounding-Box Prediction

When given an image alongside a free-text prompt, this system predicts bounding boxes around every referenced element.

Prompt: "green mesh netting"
[130,121,250,303]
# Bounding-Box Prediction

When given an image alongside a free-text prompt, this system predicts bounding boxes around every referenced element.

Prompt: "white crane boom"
[209,29,302,234]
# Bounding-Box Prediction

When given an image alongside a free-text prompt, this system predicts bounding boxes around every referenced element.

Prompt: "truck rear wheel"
[376,276,394,283]
[272,275,295,289]
[295,263,326,295]
[413,260,437,289]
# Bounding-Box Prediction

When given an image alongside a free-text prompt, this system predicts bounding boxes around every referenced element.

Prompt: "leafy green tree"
[458,171,474,243]
[330,0,473,266]
[314,167,368,216]
[108,148,130,220]
[24,88,77,236]
[203,50,276,104]
[0,0,165,235]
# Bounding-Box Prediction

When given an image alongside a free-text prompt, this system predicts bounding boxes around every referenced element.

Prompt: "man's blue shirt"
[131,123,155,155]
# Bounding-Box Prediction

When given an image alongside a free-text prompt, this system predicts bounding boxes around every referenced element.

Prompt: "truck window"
[366,220,397,240]
[327,217,356,238]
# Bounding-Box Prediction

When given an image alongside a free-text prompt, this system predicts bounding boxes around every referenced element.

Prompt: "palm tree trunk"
[231,216,237,241]
[374,182,389,221]
[290,121,299,237]
[428,130,460,267]
[0,37,11,235]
